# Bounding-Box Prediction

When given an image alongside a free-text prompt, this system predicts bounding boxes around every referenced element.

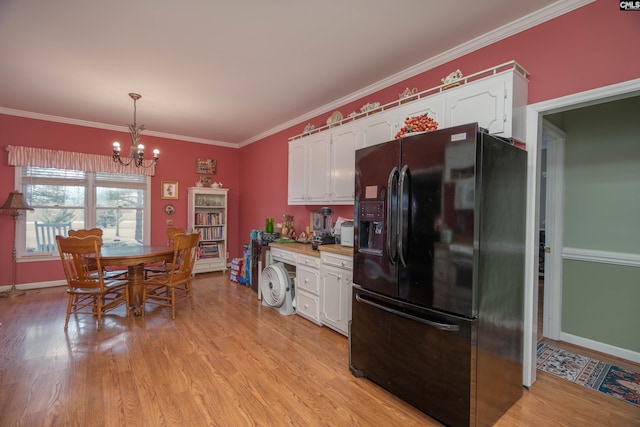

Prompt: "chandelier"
[112,93,159,168]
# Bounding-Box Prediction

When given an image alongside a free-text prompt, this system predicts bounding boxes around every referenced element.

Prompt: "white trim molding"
[0,279,66,292]
[560,333,640,364]
[562,247,640,268]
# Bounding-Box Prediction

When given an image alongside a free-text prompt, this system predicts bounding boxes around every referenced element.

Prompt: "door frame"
[523,78,640,387]
[541,120,565,340]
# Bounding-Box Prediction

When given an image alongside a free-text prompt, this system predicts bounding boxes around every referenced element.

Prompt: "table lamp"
[1,192,34,298]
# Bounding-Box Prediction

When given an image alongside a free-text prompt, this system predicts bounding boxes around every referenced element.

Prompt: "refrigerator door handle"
[397,165,409,267]
[355,294,460,332]
[386,167,399,264]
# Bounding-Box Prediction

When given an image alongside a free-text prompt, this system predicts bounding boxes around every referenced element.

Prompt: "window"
[18,167,150,259]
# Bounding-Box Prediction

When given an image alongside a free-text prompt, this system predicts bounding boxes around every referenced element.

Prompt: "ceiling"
[0,0,584,147]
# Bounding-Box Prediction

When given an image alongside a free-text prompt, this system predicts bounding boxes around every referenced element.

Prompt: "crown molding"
[1,0,593,149]
[239,0,594,147]
[0,107,238,149]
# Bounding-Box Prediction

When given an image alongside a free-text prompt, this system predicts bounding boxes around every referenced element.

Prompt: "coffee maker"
[312,207,335,250]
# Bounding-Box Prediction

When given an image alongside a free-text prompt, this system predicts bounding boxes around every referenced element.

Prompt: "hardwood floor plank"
[0,273,638,426]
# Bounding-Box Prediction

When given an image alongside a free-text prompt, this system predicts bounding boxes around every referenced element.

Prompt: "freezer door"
[349,286,475,427]
[354,140,401,298]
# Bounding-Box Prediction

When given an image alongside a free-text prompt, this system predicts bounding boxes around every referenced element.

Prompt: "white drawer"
[296,290,321,325]
[270,247,296,264]
[296,253,321,269]
[296,266,320,295]
[194,258,225,273]
[320,252,353,270]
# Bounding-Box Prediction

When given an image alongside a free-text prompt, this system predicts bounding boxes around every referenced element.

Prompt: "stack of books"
[198,243,221,259]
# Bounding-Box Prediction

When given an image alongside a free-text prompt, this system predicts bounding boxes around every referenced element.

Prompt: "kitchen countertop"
[318,244,353,257]
[268,242,353,258]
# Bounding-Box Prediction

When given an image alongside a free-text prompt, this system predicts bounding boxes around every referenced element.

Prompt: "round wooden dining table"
[98,245,174,316]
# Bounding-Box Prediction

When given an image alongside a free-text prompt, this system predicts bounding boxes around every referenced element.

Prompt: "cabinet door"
[320,267,342,330]
[330,127,356,203]
[359,112,396,149]
[446,75,506,135]
[288,139,307,204]
[320,264,352,336]
[306,135,331,203]
[396,94,445,131]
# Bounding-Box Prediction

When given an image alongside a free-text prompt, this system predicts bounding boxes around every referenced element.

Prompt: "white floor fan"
[260,262,296,315]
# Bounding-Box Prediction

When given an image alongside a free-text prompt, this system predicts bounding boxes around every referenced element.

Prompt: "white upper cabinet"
[306,134,331,203]
[359,113,396,150]
[288,62,529,205]
[445,68,528,141]
[287,138,308,204]
[330,127,357,203]
[288,124,356,205]
[446,73,507,135]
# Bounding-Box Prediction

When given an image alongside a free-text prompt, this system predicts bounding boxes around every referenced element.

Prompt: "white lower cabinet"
[267,245,353,334]
[295,254,322,325]
[320,251,353,336]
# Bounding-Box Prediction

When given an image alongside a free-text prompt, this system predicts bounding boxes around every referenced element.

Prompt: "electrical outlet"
[166,219,173,226]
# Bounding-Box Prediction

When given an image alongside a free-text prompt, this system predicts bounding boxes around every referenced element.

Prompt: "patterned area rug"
[537,342,640,407]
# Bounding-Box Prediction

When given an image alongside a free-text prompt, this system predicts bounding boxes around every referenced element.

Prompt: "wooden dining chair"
[144,226,186,278]
[68,228,128,279]
[56,235,130,331]
[142,233,198,319]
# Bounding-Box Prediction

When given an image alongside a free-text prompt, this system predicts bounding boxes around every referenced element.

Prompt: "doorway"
[524,80,640,387]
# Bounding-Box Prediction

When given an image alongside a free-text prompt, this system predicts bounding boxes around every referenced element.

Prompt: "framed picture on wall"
[161,181,178,199]
[196,158,216,174]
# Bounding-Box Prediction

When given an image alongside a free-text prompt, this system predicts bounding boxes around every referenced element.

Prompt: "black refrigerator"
[349,123,526,427]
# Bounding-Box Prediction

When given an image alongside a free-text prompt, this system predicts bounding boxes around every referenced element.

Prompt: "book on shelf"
[196,227,224,241]
[198,243,223,259]
[194,212,224,226]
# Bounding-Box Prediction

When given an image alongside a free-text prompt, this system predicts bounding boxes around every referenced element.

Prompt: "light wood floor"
[1,273,638,426]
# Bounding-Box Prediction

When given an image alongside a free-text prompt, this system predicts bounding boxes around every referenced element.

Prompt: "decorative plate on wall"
[164,204,175,215]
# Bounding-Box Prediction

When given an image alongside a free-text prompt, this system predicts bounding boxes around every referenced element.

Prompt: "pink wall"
[0,115,240,285]
[2,1,639,288]
[238,1,640,244]
[238,129,355,242]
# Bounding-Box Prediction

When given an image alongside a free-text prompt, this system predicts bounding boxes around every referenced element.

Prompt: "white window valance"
[6,145,155,176]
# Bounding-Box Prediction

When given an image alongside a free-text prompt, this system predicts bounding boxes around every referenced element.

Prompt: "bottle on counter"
[265,218,274,234]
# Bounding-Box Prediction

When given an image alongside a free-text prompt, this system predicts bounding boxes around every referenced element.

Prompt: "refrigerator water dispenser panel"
[358,200,384,254]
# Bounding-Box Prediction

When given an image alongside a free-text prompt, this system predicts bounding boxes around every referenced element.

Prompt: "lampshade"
[0,192,34,213]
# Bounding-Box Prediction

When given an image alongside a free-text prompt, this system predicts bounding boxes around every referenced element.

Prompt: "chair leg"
[96,296,102,331]
[64,294,73,331]
[188,280,194,310]
[171,287,176,320]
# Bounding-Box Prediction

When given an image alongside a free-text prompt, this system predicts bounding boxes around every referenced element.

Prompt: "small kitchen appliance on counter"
[311,207,335,250]
[340,221,354,247]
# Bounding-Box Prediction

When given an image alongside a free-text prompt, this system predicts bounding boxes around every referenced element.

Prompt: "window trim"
[14,167,152,262]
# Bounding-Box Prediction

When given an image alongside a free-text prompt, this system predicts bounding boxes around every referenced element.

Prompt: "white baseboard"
[0,280,66,292]
[559,332,640,364]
